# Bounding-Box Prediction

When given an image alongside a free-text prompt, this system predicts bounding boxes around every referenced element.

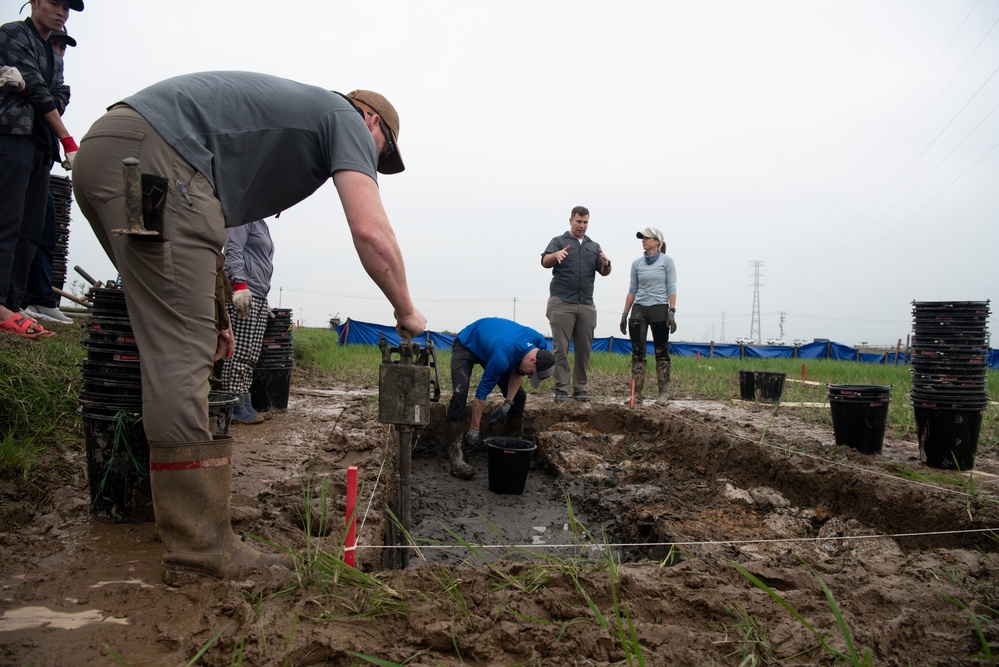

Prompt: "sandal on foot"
[20,313,55,338]
[1,313,47,339]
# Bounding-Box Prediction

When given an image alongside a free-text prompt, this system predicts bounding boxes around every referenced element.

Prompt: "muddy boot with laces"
[149,436,293,585]
[444,422,474,480]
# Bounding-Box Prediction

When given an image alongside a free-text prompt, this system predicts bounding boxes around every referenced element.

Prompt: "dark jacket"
[0,18,68,158]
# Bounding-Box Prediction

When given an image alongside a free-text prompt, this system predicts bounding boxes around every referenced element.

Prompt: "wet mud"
[2,382,998,665]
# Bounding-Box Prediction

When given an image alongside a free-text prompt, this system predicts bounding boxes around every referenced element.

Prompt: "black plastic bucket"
[486,437,537,495]
[827,390,891,455]
[915,406,984,470]
[208,391,238,437]
[738,370,755,400]
[250,367,292,413]
[739,371,786,403]
[81,408,153,523]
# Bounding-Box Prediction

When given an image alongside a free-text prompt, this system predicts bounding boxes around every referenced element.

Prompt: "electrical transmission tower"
[719,312,726,343]
[779,311,786,341]
[749,261,764,343]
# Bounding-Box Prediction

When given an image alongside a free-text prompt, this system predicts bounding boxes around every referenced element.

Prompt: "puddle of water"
[0,606,129,632]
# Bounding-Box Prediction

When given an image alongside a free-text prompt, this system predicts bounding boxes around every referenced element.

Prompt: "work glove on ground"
[463,428,479,448]
[668,308,677,334]
[60,136,78,171]
[620,314,628,335]
[488,400,512,426]
[0,66,25,91]
[231,282,253,318]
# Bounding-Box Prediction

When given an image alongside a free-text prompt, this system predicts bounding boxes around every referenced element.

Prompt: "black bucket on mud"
[80,407,153,523]
[914,406,984,470]
[485,437,537,495]
[738,371,786,403]
[250,367,292,413]
[827,384,892,455]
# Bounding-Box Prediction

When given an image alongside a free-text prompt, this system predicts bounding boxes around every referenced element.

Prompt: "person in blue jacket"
[445,317,556,479]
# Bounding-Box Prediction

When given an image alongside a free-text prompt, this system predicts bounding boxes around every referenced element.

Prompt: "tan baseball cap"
[346,90,404,175]
[637,227,666,252]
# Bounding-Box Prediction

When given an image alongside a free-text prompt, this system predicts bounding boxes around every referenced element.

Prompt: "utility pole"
[749,261,763,343]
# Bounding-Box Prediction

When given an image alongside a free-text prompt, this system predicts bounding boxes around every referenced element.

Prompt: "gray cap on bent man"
[531,349,556,388]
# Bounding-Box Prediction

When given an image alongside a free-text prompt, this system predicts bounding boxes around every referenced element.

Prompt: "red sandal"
[0,313,52,339]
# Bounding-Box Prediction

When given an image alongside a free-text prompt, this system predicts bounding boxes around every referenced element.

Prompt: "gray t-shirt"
[629,253,677,306]
[122,71,378,227]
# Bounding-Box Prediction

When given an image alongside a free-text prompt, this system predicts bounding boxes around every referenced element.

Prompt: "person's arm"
[333,170,426,336]
[623,292,636,315]
[598,247,612,276]
[541,245,570,268]
[470,398,486,431]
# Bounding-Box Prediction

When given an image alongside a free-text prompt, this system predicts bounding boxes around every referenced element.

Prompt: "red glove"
[60,136,78,170]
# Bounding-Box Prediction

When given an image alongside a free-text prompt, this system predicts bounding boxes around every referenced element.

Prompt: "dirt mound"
[1,388,997,665]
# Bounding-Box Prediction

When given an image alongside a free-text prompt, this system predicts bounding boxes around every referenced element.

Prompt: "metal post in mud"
[377,333,441,569]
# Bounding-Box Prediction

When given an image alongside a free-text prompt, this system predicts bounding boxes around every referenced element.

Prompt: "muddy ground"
[2,374,998,666]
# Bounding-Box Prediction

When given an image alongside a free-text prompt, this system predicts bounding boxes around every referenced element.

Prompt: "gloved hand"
[488,400,512,426]
[0,66,25,92]
[231,281,254,318]
[463,428,479,448]
[60,136,78,171]
[668,308,677,334]
[267,309,275,319]
[620,314,628,335]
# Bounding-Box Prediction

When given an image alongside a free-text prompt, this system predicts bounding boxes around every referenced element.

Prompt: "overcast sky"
[36,0,999,345]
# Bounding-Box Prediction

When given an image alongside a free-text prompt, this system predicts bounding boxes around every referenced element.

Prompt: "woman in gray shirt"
[620,227,677,403]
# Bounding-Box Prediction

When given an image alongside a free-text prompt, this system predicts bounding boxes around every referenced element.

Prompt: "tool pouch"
[132,173,169,243]
[214,252,231,332]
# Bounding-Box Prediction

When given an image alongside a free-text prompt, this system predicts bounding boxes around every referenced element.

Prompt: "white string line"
[352,527,999,551]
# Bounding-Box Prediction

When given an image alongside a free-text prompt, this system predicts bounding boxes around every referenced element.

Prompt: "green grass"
[0,328,85,478]
[293,328,999,455]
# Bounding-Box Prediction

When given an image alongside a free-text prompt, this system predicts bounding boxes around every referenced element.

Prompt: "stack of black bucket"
[79,285,238,523]
[910,300,991,470]
[250,307,294,413]
[79,285,150,523]
[49,174,73,293]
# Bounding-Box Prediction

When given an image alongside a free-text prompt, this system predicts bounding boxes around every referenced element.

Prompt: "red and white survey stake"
[344,466,358,567]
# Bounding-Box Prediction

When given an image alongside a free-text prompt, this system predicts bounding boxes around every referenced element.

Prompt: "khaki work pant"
[73,106,226,443]
[545,296,597,396]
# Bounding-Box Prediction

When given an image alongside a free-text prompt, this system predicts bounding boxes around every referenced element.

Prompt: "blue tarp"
[334,318,996,369]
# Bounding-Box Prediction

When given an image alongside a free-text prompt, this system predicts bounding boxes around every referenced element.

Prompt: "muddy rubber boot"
[631,359,646,399]
[655,355,672,404]
[149,436,293,585]
[444,422,474,480]
[231,393,264,425]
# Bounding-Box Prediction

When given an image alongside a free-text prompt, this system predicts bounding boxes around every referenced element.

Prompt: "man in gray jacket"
[541,206,611,402]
